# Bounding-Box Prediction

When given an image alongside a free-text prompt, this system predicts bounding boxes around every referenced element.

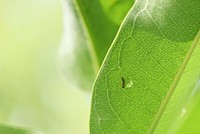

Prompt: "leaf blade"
[90,0,200,133]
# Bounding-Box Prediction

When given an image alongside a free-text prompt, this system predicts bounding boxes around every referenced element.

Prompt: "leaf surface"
[90,0,200,133]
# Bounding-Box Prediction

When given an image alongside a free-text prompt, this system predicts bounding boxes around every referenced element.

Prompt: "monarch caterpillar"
[122,77,125,88]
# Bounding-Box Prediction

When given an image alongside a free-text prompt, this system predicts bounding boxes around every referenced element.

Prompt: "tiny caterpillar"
[122,77,125,88]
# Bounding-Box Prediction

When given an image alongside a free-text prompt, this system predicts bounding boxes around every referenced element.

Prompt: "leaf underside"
[90,0,200,133]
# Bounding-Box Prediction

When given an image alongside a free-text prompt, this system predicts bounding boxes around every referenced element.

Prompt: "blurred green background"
[0,0,89,134]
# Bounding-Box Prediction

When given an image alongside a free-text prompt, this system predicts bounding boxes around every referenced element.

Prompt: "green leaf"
[177,82,200,134]
[90,0,200,133]
[60,0,134,90]
[75,0,134,64]
[99,0,135,25]
[59,0,96,91]
[0,124,41,134]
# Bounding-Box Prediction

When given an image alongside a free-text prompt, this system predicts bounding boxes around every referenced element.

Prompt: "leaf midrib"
[148,29,200,134]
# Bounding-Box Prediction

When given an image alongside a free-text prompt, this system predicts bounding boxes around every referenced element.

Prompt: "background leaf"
[59,0,96,91]
[60,0,134,91]
[99,0,135,25]
[90,0,200,133]
[0,124,41,134]
[178,80,200,133]
[75,0,134,64]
